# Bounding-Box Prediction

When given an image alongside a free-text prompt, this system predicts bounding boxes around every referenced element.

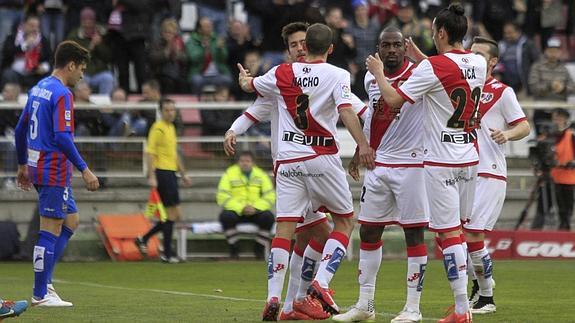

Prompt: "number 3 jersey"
[20,76,75,187]
[252,61,354,162]
[363,59,423,166]
[397,50,487,166]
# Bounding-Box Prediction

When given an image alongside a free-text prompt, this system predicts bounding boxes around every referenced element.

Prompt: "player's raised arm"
[366,53,405,109]
[237,63,254,93]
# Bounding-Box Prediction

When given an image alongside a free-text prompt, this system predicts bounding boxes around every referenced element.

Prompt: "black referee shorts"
[156,169,180,207]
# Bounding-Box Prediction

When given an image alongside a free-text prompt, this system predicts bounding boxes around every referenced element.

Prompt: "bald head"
[305,23,333,56]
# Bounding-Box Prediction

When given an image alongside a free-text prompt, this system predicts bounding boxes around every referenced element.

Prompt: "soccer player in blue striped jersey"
[14,40,99,307]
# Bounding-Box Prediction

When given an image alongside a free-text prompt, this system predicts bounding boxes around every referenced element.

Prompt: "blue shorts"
[35,185,78,219]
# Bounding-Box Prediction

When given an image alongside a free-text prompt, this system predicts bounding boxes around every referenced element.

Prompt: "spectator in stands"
[150,0,182,43]
[200,85,240,138]
[227,19,260,96]
[194,0,227,36]
[65,1,112,35]
[149,18,188,94]
[0,14,52,90]
[368,0,398,27]
[525,0,563,50]
[498,22,540,95]
[35,0,66,50]
[135,79,161,135]
[217,151,275,259]
[234,49,264,101]
[347,0,380,100]
[0,1,25,66]
[74,80,106,137]
[325,6,356,70]
[0,82,20,190]
[186,16,232,95]
[472,0,520,42]
[66,7,114,95]
[136,98,192,263]
[529,37,575,134]
[107,0,152,93]
[386,0,434,55]
[107,87,146,137]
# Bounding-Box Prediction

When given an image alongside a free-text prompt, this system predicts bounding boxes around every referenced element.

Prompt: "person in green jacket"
[185,16,232,94]
[217,151,275,259]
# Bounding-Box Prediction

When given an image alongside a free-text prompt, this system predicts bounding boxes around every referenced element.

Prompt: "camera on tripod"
[528,121,558,172]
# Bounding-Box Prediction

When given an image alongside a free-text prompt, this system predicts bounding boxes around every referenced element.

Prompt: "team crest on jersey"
[461,57,469,63]
[65,110,71,121]
[302,66,311,74]
[341,84,351,99]
[481,92,493,104]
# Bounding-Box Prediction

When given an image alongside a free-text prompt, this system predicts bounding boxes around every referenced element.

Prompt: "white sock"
[357,241,382,312]
[295,239,324,301]
[283,246,304,313]
[405,244,427,313]
[314,232,349,288]
[442,237,469,315]
[461,234,476,280]
[267,238,291,302]
[468,241,493,297]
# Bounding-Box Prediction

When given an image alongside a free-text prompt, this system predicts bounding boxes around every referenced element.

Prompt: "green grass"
[0,260,573,322]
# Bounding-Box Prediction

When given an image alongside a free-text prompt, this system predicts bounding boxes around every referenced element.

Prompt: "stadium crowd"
[0,1,572,137]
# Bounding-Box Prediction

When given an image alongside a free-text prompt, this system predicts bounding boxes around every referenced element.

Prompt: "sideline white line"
[53,279,440,321]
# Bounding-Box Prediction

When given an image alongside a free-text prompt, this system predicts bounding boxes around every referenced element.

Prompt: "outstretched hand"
[237,63,254,92]
[405,37,427,64]
[224,130,237,156]
[365,53,385,78]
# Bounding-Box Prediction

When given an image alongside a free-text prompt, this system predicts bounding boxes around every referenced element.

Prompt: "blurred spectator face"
[552,111,569,129]
[198,17,213,37]
[544,47,562,63]
[229,20,249,40]
[2,83,20,101]
[142,83,161,101]
[286,31,307,62]
[74,81,91,102]
[354,4,369,23]
[111,88,127,102]
[214,87,230,102]
[378,31,406,69]
[24,16,40,37]
[80,7,96,32]
[397,5,414,24]
[325,8,344,29]
[160,101,177,123]
[161,19,178,43]
[238,154,254,173]
[244,51,262,75]
[503,23,520,43]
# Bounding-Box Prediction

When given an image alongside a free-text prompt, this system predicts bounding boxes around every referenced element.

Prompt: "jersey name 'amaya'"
[477,77,527,180]
[252,61,354,162]
[397,49,487,166]
[363,59,423,166]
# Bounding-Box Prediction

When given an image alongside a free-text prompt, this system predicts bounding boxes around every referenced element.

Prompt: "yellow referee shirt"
[146,120,178,171]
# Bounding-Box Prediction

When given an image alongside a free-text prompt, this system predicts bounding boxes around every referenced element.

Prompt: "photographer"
[549,109,575,230]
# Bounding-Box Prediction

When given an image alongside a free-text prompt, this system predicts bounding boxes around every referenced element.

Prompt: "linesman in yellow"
[217,151,276,259]
[135,98,192,263]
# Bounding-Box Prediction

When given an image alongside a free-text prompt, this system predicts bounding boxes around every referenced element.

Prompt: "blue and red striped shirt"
[17,76,77,187]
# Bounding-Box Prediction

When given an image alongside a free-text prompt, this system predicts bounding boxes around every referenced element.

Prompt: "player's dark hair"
[54,41,90,68]
[379,26,403,42]
[305,23,333,56]
[553,108,570,119]
[159,97,175,111]
[239,151,254,160]
[434,3,467,45]
[281,22,309,48]
[473,36,499,58]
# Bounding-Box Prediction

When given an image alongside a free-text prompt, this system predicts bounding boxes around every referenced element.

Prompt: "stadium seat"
[96,214,161,261]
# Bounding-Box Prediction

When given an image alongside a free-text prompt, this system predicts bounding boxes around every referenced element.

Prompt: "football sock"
[283,245,304,313]
[357,241,382,312]
[267,238,290,302]
[33,231,57,299]
[48,226,74,284]
[468,241,493,297]
[406,244,427,313]
[143,221,163,243]
[314,232,349,288]
[442,237,469,315]
[296,238,323,300]
[162,220,174,258]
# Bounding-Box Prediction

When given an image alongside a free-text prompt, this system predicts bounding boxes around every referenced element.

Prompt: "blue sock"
[48,226,74,284]
[33,230,58,299]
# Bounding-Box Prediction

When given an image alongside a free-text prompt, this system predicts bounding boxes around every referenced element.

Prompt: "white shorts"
[358,166,428,227]
[276,154,354,222]
[295,203,328,233]
[424,165,477,232]
[464,176,506,232]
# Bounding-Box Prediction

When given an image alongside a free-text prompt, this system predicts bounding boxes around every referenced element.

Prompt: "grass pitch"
[0,260,573,322]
